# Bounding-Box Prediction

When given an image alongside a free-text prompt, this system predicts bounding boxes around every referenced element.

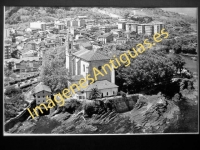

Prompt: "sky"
[161,8,197,18]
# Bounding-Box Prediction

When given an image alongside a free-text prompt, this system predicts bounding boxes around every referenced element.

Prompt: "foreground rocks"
[7,93,183,134]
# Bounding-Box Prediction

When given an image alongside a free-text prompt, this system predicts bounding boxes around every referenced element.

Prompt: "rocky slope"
[8,93,180,134]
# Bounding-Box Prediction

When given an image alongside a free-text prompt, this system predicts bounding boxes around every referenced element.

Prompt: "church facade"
[65,30,118,100]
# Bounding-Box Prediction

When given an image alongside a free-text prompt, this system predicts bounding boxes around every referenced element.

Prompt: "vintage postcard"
[3,7,198,135]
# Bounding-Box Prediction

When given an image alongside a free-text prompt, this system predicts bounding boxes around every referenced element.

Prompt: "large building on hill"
[117,20,165,35]
[65,32,118,100]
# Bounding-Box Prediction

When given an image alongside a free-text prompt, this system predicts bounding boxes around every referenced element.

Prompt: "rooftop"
[33,82,51,94]
[84,80,118,92]
[73,49,110,61]
[98,33,112,38]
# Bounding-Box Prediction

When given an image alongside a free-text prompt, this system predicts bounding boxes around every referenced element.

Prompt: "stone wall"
[101,94,141,113]
[4,100,36,132]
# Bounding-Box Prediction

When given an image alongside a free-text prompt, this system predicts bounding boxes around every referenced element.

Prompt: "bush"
[5,86,21,97]
[64,99,82,114]
[84,103,96,117]
[5,108,17,121]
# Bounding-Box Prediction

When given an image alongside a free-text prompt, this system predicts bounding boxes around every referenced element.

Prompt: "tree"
[11,50,20,59]
[170,55,186,76]
[115,50,176,94]
[5,86,21,97]
[4,65,13,77]
[173,43,182,54]
[89,88,101,100]
[40,46,70,93]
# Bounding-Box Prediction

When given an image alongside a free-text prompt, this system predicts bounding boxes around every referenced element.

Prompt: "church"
[65,30,118,100]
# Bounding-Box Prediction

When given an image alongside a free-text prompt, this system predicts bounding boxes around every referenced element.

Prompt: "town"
[4,7,198,134]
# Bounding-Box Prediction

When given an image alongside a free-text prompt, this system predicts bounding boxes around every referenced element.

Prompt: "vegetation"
[89,88,101,100]
[5,86,21,97]
[4,66,13,77]
[4,92,29,121]
[40,46,69,93]
[115,50,178,94]
[170,55,186,75]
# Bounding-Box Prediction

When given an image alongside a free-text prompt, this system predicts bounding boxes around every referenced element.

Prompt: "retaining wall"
[4,100,36,132]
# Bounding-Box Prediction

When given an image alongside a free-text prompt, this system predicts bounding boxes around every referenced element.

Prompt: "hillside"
[5,7,197,26]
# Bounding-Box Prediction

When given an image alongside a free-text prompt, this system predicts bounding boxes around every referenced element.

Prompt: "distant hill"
[5,7,197,27]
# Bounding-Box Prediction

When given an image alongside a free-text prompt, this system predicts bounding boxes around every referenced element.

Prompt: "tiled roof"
[84,80,118,92]
[33,82,51,94]
[73,49,110,61]
[98,33,112,38]
[6,57,41,63]
[80,42,92,48]
[22,50,37,55]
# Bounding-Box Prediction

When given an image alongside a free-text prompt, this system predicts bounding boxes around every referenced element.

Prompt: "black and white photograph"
[3,6,198,135]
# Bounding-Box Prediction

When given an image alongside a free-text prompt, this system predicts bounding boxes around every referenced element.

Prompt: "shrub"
[5,86,21,97]
[64,99,82,114]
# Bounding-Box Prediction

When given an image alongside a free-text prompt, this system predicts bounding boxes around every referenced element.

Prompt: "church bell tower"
[65,29,73,75]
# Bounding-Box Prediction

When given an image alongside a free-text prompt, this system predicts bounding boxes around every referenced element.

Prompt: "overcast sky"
[161,8,197,18]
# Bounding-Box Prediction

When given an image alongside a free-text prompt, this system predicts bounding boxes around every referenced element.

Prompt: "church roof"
[84,80,118,92]
[73,49,110,61]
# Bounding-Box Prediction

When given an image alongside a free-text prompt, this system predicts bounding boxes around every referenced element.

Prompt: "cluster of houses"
[4,15,165,110]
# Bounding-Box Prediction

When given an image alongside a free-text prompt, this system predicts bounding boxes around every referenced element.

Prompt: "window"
[107,92,109,96]
[83,64,85,72]
[38,96,40,98]
[69,43,71,49]
[98,66,102,70]
[79,96,85,99]
[113,91,115,94]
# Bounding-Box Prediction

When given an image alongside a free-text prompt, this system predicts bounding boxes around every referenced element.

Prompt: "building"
[115,37,127,44]
[26,41,37,50]
[4,29,10,38]
[143,24,154,35]
[137,25,145,34]
[97,33,113,44]
[86,19,96,26]
[22,50,38,58]
[75,38,93,50]
[152,21,165,34]
[15,57,42,73]
[65,33,118,99]
[32,82,52,105]
[99,26,110,33]
[55,23,65,30]
[72,80,118,100]
[4,44,11,59]
[67,19,86,28]
[30,21,46,31]
[124,31,136,39]
[125,22,138,32]
[117,21,126,30]
[84,80,118,99]
[111,29,123,37]
[32,82,52,115]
